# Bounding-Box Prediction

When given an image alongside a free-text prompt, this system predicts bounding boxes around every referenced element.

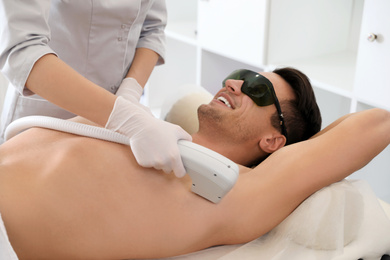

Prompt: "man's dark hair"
[272,67,322,145]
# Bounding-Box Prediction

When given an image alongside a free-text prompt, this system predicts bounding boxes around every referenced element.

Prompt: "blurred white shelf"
[274,51,358,98]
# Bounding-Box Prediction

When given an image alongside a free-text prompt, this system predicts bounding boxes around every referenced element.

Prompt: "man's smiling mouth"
[217,96,232,108]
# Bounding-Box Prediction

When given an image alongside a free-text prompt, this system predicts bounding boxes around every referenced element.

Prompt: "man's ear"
[258,134,286,153]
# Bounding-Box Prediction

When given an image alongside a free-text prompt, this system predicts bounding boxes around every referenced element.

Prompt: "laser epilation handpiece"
[178,140,239,203]
[5,116,239,203]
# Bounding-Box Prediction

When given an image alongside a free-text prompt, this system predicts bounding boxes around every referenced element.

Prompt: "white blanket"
[159,180,390,260]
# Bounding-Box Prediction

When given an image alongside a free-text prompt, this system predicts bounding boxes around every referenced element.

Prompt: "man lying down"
[0,67,390,260]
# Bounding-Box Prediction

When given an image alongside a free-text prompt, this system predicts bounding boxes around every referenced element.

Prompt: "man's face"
[197,71,294,145]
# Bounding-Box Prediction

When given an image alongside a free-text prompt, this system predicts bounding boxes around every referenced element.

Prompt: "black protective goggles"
[222,69,288,140]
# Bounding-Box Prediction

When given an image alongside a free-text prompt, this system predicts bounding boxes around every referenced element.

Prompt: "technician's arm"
[119,0,167,91]
[126,48,160,88]
[0,1,114,125]
[26,54,116,126]
[0,0,190,176]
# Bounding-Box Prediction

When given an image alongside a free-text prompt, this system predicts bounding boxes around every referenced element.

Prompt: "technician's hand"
[105,96,192,178]
[115,77,143,103]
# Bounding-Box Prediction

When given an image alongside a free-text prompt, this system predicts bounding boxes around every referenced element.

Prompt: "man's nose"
[225,79,243,95]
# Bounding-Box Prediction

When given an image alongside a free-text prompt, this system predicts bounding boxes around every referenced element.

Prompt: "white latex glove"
[106,96,192,178]
[115,77,143,103]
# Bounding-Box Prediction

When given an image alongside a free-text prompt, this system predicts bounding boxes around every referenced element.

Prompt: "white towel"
[0,213,19,260]
[220,179,390,260]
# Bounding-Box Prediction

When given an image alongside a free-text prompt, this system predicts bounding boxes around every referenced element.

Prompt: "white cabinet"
[148,0,390,202]
[198,0,268,66]
[350,0,390,201]
[151,0,367,121]
[354,0,390,110]
[198,0,356,69]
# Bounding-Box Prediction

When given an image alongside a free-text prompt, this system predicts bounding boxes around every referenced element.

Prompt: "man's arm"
[218,108,390,244]
[309,112,352,139]
[276,108,389,191]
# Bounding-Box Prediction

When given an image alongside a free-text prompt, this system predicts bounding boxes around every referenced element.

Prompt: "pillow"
[162,85,213,135]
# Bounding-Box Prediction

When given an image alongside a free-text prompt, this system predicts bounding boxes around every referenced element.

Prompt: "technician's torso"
[0,127,228,259]
[0,0,166,143]
[48,0,151,92]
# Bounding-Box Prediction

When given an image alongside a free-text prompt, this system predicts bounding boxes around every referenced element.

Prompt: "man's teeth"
[217,96,232,108]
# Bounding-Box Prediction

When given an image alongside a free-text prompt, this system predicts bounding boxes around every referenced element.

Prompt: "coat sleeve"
[136,0,167,65]
[0,0,57,95]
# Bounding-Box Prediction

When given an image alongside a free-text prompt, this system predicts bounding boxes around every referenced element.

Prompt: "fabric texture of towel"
[218,179,390,260]
[0,213,19,260]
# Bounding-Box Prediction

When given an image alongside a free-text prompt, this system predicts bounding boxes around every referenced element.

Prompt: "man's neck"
[191,132,260,166]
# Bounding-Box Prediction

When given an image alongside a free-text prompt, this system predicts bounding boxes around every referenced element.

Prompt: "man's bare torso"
[0,127,244,259]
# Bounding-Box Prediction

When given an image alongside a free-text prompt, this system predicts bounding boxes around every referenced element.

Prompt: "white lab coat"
[0,0,167,143]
